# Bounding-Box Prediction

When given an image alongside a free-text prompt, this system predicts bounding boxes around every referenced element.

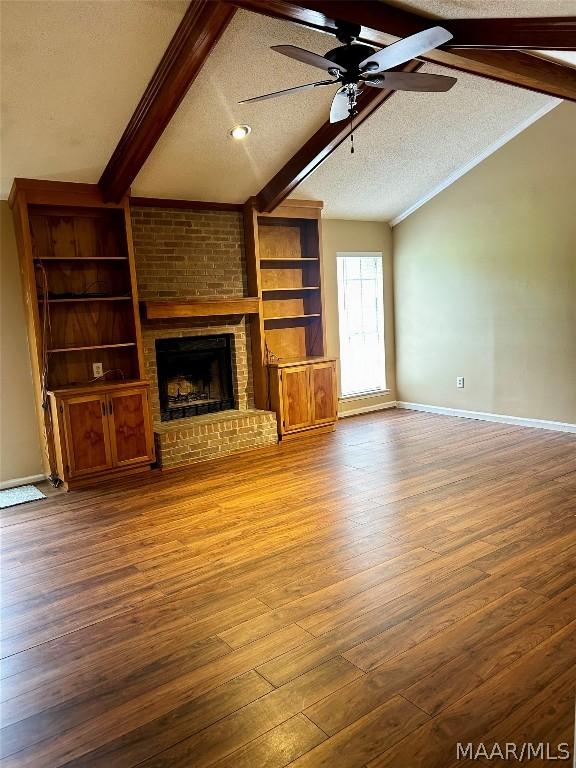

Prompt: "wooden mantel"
[141,296,260,320]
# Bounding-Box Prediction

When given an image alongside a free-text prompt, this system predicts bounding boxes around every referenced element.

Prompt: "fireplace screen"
[156,335,235,421]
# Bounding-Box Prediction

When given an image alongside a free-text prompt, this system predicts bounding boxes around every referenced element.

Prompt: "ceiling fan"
[239,21,457,125]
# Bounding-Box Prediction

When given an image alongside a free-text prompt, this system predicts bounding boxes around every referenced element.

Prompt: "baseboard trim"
[397,402,576,434]
[0,473,47,491]
[339,400,397,418]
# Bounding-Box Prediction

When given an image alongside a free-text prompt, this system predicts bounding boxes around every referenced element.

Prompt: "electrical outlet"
[456,376,465,389]
[93,362,104,378]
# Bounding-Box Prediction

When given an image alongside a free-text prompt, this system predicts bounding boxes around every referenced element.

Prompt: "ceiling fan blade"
[359,26,453,73]
[364,71,457,92]
[239,80,334,104]
[330,89,350,124]
[272,44,346,73]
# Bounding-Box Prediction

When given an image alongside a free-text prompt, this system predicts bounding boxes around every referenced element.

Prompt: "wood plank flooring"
[1,409,575,767]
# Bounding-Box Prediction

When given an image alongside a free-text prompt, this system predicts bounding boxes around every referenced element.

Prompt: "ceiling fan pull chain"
[350,111,354,154]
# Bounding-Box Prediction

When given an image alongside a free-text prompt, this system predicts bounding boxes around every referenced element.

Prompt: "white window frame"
[336,251,387,400]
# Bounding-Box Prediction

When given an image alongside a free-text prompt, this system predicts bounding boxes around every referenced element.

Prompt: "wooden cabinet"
[62,393,112,477]
[51,382,154,486]
[108,388,153,467]
[311,362,338,425]
[269,358,337,439]
[281,366,314,432]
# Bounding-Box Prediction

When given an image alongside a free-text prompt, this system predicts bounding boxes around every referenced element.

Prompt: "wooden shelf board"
[264,314,321,322]
[268,355,336,368]
[33,256,128,261]
[48,342,137,353]
[262,287,320,294]
[49,379,147,396]
[260,258,319,263]
[44,296,132,303]
[142,296,260,320]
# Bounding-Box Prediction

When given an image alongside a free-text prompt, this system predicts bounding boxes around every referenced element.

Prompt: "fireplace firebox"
[155,335,235,421]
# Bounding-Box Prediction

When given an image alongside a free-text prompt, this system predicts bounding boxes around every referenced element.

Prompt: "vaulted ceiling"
[2,0,575,221]
[133,11,337,202]
[1,1,187,193]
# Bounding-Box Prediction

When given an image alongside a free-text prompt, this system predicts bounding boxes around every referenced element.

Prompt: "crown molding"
[390,100,560,227]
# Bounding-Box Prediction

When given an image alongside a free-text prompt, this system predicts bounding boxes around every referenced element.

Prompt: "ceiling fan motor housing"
[325,43,377,83]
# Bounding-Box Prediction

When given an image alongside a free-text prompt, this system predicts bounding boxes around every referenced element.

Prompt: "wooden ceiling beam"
[229,1,576,101]
[254,60,422,212]
[443,18,576,50]
[99,1,236,203]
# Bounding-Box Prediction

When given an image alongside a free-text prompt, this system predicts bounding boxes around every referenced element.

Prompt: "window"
[337,252,386,398]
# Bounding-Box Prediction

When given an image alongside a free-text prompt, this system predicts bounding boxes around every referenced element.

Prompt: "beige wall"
[394,102,576,425]
[321,218,396,415]
[0,200,43,483]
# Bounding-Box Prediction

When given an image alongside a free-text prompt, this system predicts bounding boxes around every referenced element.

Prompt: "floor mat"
[0,485,46,509]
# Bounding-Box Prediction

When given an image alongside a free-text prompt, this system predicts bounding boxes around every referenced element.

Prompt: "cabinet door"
[311,362,338,425]
[62,395,113,477]
[108,387,154,467]
[281,366,313,432]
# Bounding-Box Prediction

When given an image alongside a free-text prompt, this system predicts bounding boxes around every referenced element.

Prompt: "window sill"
[339,389,391,402]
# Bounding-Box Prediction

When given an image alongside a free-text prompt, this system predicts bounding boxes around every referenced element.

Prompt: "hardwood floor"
[1,409,575,767]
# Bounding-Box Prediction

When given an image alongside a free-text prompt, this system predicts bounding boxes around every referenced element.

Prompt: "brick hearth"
[154,410,277,468]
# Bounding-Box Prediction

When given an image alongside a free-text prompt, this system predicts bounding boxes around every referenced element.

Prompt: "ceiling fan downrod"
[334,20,362,46]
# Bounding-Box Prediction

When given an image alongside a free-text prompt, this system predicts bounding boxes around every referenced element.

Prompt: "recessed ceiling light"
[230,124,251,140]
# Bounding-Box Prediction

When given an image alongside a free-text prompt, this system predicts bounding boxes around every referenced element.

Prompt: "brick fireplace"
[131,206,277,468]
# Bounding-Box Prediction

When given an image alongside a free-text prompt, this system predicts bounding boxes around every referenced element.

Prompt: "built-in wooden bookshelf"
[10,179,154,488]
[249,203,326,365]
[244,198,337,438]
[29,204,142,387]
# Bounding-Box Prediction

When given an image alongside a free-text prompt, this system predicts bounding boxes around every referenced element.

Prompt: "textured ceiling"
[0,0,187,198]
[383,0,576,17]
[1,1,572,221]
[296,63,556,220]
[133,12,335,200]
